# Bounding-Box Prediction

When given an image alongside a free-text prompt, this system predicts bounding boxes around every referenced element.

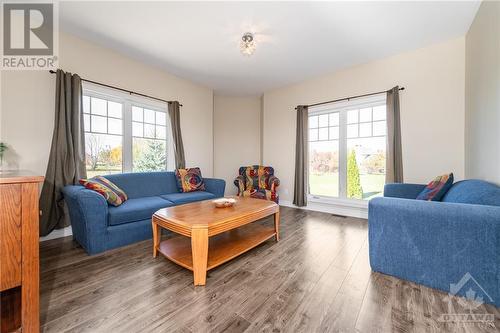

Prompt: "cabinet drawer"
[0,184,22,291]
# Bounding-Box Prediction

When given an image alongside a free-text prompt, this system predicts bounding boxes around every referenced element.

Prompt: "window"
[309,113,340,197]
[131,106,168,172]
[308,95,386,201]
[83,95,123,177]
[83,83,173,177]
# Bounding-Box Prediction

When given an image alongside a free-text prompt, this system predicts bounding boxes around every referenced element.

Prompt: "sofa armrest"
[204,178,226,198]
[267,175,280,192]
[369,197,500,306]
[234,175,245,195]
[62,185,109,255]
[383,183,426,199]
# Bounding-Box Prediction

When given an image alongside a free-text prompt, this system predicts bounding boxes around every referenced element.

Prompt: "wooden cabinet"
[0,172,43,333]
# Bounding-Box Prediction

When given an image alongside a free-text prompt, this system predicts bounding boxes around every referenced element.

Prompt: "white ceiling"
[60,1,480,95]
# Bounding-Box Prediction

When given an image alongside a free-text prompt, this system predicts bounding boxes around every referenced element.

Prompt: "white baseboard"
[39,226,73,242]
[279,200,368,219]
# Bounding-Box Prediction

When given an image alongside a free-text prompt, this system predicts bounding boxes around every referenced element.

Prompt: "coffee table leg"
[274,210,280,241]
[152,219,160,258]
[191,227,209,286]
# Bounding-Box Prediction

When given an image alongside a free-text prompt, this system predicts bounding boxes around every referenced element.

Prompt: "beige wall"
[0,32,214,177]
[263,37,466,203]
[214,95,262,195]
[0,32,475,202]
[465,0,500,184]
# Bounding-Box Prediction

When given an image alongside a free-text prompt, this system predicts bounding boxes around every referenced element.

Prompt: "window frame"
[82,82,175,174]
[308,94,387,206]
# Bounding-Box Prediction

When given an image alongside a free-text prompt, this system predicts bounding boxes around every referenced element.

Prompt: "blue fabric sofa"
[369,180,500,307]
[63,172,225,255]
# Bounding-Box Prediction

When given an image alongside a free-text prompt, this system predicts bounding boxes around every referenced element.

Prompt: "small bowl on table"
[213,198,236,208]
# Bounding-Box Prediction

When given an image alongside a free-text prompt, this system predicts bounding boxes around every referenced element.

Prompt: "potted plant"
[0,142,7,171]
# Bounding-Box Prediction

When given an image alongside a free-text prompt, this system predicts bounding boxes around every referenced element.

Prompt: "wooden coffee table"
[152,197,280,286]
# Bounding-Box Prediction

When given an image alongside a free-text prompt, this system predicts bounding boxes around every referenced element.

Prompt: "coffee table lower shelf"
[158,224,276,271]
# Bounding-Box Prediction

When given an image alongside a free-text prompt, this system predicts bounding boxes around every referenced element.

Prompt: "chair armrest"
[62,185,109,254]
[267,175,280,192]
[369,197,500,305]
[234,175,245,195]
[384,183,426,199]
[204,178,225,198]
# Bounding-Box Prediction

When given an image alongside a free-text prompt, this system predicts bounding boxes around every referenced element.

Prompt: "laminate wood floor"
[40,206,499,333]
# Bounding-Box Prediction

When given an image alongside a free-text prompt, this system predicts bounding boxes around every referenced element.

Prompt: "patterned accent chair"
[234,166,280,203]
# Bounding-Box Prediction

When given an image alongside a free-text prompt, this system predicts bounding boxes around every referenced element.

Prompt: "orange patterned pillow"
[79,176,127,206]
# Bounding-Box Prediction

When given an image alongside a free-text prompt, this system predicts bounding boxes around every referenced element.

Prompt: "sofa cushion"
[108,196,174,226]
[160,191,215,205]
[104,172,178,199]
[416,173,453,201]
[442,180,500,206]
[242,188,279,203]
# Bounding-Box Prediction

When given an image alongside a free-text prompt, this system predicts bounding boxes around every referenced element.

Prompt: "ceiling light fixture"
[240,32,256,56]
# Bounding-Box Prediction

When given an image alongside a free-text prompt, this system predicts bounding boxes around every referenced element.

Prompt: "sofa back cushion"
[104,172,178,199]
[442,180,500,206]
[239,165,274,191]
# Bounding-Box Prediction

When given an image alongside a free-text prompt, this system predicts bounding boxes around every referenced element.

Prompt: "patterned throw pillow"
[79,176,128,206]
[175,167,206,193]
[416,173,454,201]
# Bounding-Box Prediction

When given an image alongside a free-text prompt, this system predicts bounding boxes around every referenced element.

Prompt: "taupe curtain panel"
[386,86,403,183]
[293,105,309,207]
[168,101,186,169]
[39,69,87,236]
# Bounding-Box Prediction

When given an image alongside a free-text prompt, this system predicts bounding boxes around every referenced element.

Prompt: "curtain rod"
[295,87,405,110]
[49,70,182,107]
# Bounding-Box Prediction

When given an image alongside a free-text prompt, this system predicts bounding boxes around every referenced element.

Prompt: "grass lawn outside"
[86,167,122,178]
[309,173,385,200]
